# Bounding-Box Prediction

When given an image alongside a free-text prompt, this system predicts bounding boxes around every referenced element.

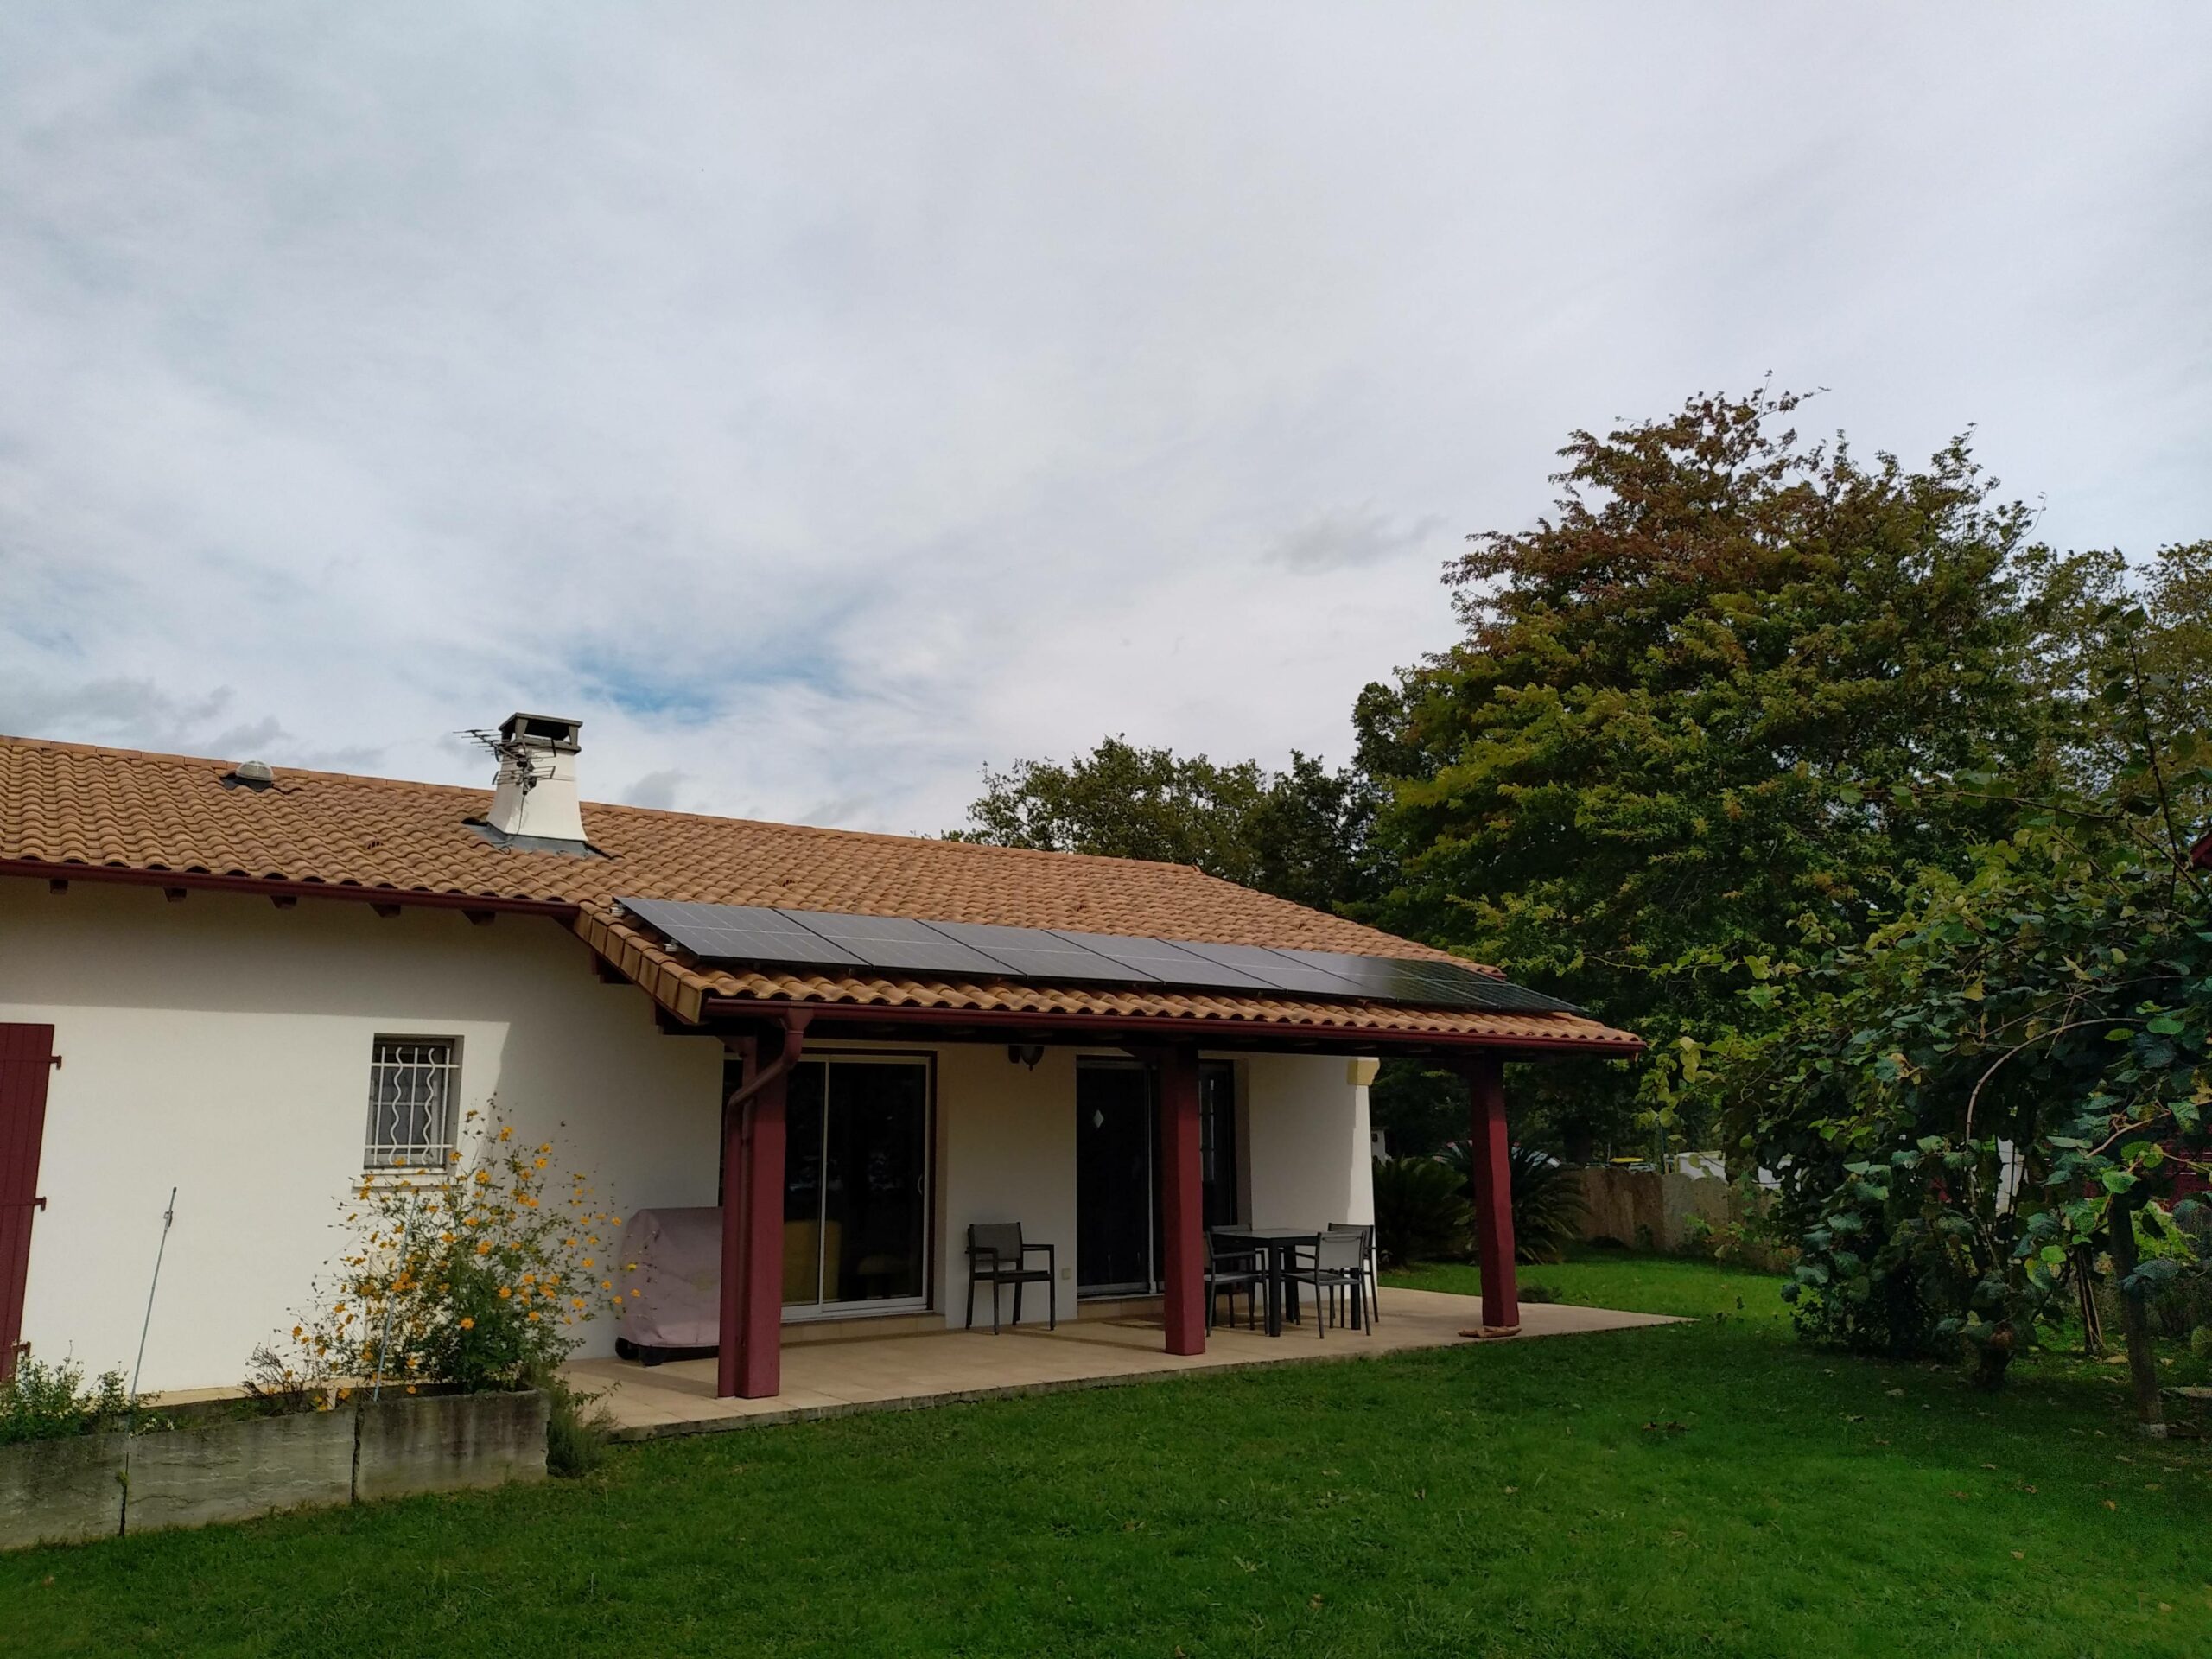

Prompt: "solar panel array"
[613,896,1586,1016]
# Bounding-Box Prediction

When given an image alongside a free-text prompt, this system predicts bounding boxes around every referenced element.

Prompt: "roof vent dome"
[227,759,276,791]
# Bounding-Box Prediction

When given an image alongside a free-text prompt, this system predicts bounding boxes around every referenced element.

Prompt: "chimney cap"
[499,713,582,751]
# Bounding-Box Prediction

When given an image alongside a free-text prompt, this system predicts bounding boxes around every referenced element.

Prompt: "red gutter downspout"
[718,1013,810,1400]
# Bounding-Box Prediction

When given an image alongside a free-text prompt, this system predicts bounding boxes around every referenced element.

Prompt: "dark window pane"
[1200,1062,1237,1230]
[823,1062,928,1303]
[782,1061,826,1306]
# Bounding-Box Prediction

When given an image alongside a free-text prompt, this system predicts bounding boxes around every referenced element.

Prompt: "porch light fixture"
[1007,1043,1045,1071]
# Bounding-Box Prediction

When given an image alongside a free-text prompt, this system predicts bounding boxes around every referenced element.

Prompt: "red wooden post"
[1462,1055,1521,1338]
[719,1032,798,1401]
[0,1024,57,1380]
[1156,1046,1205,1357]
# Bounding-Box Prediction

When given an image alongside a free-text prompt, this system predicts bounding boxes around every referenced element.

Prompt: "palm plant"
[1438,1142,1587,1264]
[1370,1155,1471,1266]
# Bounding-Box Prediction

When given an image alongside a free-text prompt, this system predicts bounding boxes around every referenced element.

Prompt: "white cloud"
[0,4,2205,835]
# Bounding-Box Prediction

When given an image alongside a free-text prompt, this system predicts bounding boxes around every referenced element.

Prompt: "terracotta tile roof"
[2,732,1639,1053]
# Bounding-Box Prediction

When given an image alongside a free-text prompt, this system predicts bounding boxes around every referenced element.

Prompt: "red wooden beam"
[719,1016,809,1399]
[1155,1046,1205,1358]
[1459,1056,1520,1338]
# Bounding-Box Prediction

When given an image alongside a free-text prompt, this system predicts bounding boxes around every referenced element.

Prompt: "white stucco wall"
[931,1044,1082,1325]
[0,877,721,1391]
[0,875,1377,1386]
[1243,1054,1376,1230]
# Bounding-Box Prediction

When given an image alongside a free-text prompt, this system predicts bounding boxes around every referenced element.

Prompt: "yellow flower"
[527,1311,540,1322]
[533,1158,547,1170]
[476,1239,492,1255]
[460,1317,475,1330]
[499,1126,513,1141]
[498,1286,512,1300]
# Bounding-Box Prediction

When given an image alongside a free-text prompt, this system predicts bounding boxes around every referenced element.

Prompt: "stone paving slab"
[569,1287,1681,1441]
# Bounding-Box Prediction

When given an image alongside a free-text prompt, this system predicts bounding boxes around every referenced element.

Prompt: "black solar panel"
[1452,975,1586,1017]
[772,910,1018,976]
[922,920,1143,983]
[618,898,864,968]
[616,896,1586,1014]
[1263,949,1407,999]
[1053,931,1280,992]
[1168,940,1365,996]
[1260,948,1584,1015]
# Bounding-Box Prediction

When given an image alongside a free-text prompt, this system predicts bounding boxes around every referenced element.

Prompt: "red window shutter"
[0,1023,56,1377]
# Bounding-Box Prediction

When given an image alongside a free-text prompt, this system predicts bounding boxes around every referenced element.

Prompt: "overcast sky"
[3,5,2207,834]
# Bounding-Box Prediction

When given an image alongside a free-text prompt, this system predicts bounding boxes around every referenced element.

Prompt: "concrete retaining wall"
[356,1389,548,1501]
[1575,1168,1789,1270]
[1,1389,546,1551]
[0,1431,130,1550]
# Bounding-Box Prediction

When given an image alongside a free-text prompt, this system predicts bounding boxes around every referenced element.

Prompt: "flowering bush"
[249,1103,630,1403]
[0,1355,132,1445]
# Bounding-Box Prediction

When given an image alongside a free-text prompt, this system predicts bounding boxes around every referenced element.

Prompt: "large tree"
[1355,388,2081,1157]
[1739,632,2212,1423]
[948,736,1377,914]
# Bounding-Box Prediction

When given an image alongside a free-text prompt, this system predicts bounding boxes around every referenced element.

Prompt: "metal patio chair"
[965,1222,1056,1334]
[1329,1222,1382,1327]
[1205,1230,1265,1332]
[1284,1231,1367,1338]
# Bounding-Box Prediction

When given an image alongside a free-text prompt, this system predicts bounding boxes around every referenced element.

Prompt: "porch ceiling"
[574,905,1643,1059]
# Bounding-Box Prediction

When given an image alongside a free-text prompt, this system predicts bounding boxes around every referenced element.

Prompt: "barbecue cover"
[617,1206,726,1350]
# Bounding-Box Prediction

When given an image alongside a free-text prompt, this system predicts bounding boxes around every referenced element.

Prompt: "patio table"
[1209,1227,1322,1337]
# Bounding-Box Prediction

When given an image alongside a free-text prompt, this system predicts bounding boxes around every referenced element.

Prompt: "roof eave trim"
[0,859,575,917]
[699,994,1643,1058]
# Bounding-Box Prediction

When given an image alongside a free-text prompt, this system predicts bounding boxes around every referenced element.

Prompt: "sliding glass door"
[780,1054,931,1319]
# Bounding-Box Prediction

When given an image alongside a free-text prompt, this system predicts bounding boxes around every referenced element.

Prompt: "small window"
[364,1037,461,1169]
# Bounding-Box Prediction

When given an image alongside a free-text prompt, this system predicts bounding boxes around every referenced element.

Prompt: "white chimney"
[485,713,588,845]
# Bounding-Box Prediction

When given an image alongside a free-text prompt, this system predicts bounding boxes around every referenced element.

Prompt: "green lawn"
[4,1254,2207,1658]
[1385,1248,1796,1324]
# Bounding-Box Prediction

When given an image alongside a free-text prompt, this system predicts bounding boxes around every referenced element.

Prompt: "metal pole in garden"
[371,1195,416,1402]
[127,1187,178,1408]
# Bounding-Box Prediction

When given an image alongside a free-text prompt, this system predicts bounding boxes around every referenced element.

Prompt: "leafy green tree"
[950,736,1377,913]
[1739,623,2211,1422]
[1356,388,2080,1158]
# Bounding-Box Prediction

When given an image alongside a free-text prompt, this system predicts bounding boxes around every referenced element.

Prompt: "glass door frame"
[1075,1058,1157,1297]
[781,1048,938,1325]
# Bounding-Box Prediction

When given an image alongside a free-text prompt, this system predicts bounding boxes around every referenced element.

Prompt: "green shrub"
[0,1356,130,1445]
[1437,1143,1587,1263]
[536,1368,617,1479]
[1372,1156,1471,1266]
